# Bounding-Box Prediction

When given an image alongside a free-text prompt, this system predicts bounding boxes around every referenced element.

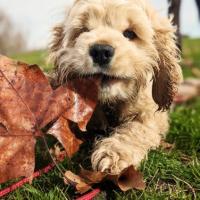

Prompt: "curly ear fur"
[49,25,65,66]
[48,24,65,87]
[147,7,183,111]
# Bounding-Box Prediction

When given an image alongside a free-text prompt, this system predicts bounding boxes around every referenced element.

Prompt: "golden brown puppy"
[49,0,183,175]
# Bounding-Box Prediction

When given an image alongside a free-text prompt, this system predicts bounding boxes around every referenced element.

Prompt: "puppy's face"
[51,0,182,109]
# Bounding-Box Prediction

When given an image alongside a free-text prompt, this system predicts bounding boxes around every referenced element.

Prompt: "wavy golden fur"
[49,0,182,174]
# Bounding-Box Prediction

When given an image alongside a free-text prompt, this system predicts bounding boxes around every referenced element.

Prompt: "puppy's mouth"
[100,74,123,86]
[68,72,127,83]
[84,73,129,87]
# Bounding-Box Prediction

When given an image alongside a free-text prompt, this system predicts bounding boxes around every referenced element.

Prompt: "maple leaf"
[64,166,146,194]
[0,137,36,184]
[0,56,45,183]
[0,56,99,183]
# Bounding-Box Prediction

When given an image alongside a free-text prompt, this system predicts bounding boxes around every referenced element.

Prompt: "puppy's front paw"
[91,145,131,175]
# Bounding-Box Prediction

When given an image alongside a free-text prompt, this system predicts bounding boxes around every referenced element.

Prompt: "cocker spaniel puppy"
[50,0,182,175]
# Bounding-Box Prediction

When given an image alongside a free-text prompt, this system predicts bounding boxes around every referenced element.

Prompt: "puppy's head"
[50,0,182,110]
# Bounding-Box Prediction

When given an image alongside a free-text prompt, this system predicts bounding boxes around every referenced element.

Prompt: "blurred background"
[0,0,200,74]
[0,0,200,50]
[0,0,199,85]
[0,0,199,70]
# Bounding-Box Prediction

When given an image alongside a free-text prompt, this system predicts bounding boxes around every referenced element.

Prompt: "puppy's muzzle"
[89,44,115,67]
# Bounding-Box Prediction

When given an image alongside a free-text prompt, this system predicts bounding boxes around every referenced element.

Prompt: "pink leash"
[76,189,101,200]
[0,163,55,198]
[0,163,100,200]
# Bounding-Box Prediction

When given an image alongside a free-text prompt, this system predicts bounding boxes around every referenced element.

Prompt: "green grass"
[1,38,200,200]
[11,50,53,72]
[182,37,200,78]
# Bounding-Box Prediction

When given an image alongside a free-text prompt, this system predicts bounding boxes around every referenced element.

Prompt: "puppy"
[49,0,182,175]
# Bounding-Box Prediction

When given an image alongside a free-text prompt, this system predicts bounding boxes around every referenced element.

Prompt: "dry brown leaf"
[0,56,99,183]
[62,78,99,132]
[79,168,106,184]
[0,56,45,183]
[48,78,99,157]
[0,137,35,184]
[108,166,146,191]
[49,117,83,157]
[0,56,72,183]
[65,166,146,194]
[0,56,73,134]
[64,171,91,194]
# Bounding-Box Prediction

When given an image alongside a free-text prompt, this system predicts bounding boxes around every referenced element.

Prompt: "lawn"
[1,38,200,200]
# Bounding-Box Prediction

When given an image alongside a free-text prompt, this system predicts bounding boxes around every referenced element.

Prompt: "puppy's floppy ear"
[50,25,64,52]
[148,8,183,111]
[49,25,65,65]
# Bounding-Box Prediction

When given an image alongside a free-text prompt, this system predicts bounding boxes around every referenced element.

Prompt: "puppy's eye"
[69,27,90,46]
[81,27,89,33]
[123,29,137,40]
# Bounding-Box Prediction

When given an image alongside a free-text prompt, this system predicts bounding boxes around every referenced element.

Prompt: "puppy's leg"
[91,114,168,174]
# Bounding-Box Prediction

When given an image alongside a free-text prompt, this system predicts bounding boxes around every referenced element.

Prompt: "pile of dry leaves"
[0,56,145,194]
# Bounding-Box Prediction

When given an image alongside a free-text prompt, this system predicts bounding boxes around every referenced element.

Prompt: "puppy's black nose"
[89,44,114,66]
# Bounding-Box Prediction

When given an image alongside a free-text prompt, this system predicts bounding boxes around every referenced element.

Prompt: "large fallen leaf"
[0,56,99,183]
[0,57,47,183]
[0,137,35,183]
[0,56,73,135]
[64,166,146,194]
